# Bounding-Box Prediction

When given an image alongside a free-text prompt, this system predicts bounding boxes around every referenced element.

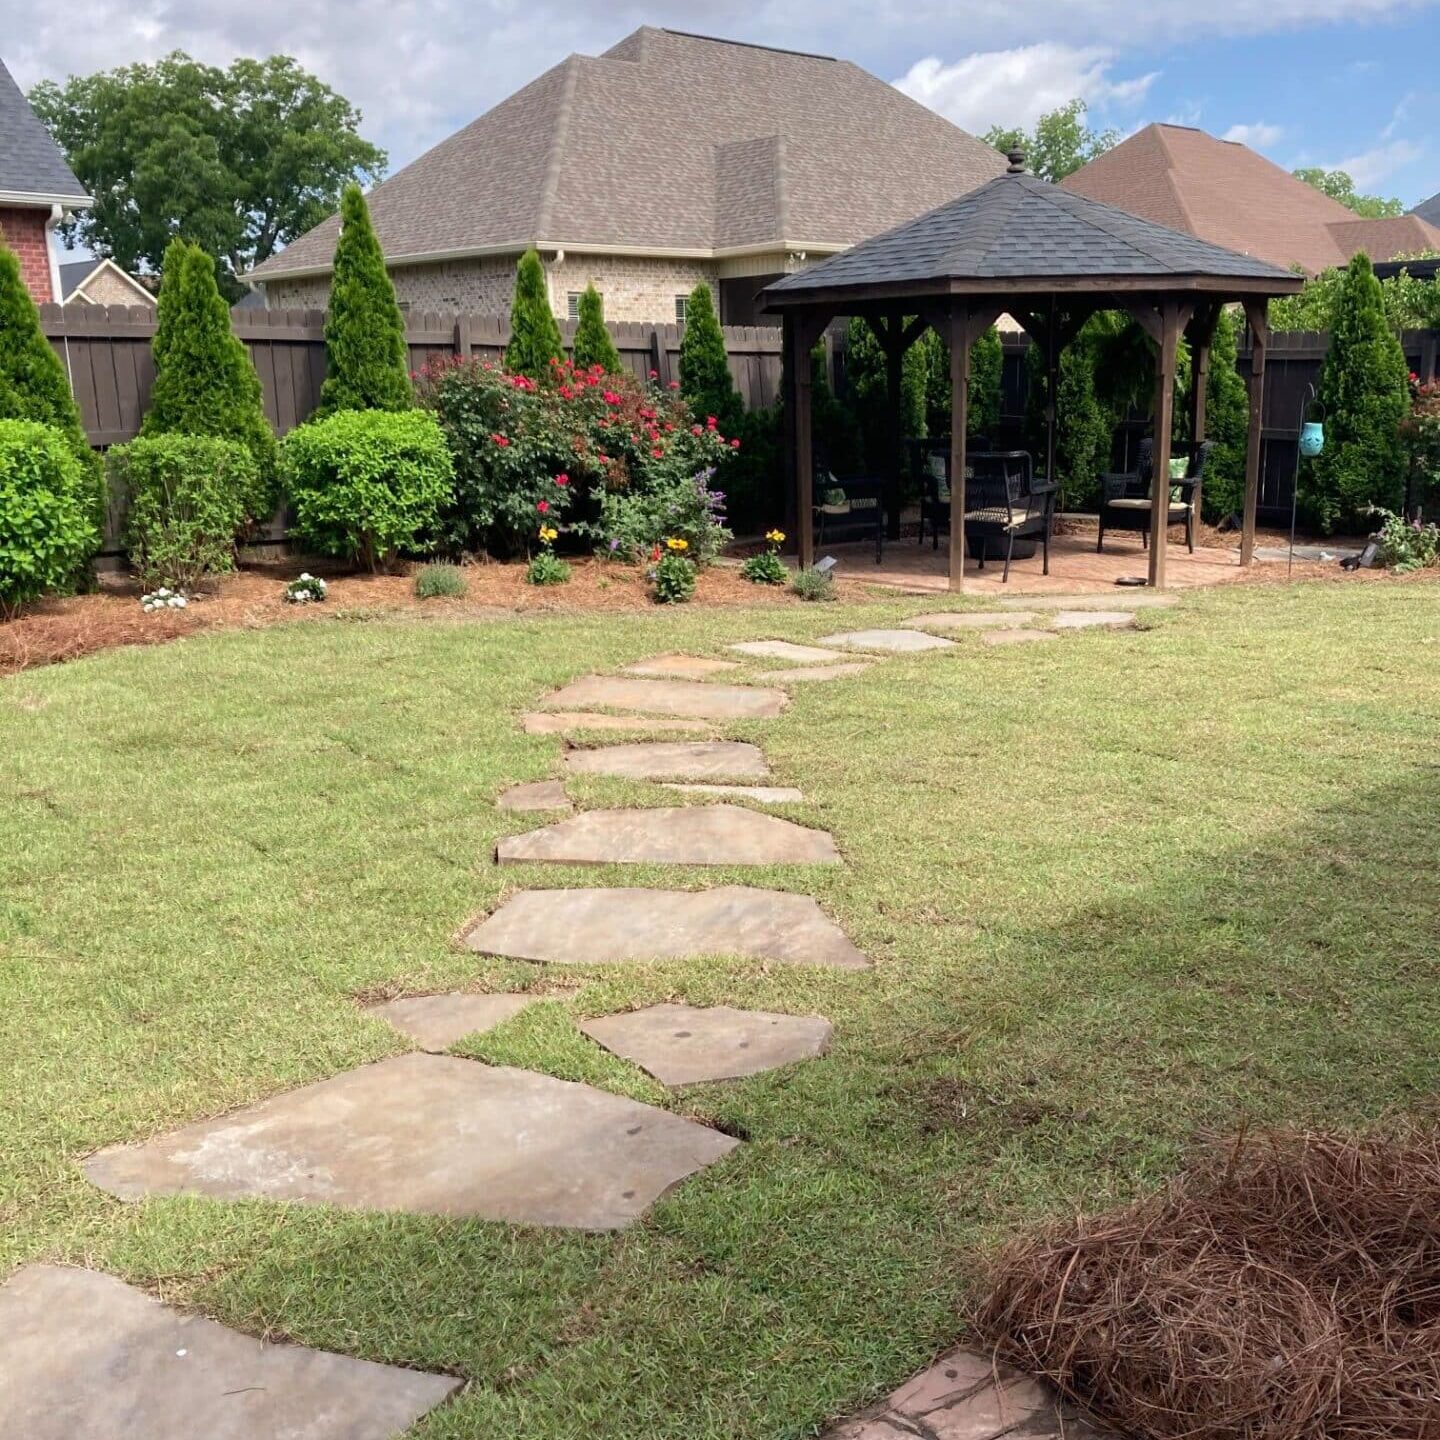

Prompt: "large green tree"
[920,325,1002,439]
[318,184,410,415]
[984,100,1118,183]
[1293,167,1404,219]
[571,285,622,373]
[505,250,564,380]
[30,53,385,297]
[1197,308,1251,522]
[678,283,742,435]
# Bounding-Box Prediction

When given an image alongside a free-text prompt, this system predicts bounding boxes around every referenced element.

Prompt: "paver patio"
[465,886,868,969]
[542,675,788,721]
[365,991,536,1051]
[564,740,770,781]
[0,1265,460,1440]
[83,1053,737,1228]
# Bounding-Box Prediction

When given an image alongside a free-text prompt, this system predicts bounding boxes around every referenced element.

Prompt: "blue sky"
[6,1,1438,207]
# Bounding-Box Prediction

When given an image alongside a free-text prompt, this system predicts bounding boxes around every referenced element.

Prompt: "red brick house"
[0,56,90,303]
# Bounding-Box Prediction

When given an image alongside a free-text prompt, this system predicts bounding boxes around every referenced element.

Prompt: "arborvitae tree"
[1198,307,1250,521]
[318,184,410,414]
[1306,252,1410,532]
[505,249,564,379]
[844,317,926,468]
[570,284,621,373]
[140,239,276,515]
[921,324,1002,438]
[1025,320,1111,511]
[679,283,742,435]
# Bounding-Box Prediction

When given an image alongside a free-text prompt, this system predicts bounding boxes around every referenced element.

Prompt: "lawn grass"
[2,578,1438,1438]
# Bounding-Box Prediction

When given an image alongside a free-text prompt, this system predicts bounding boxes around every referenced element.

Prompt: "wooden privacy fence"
[39,304,785,450]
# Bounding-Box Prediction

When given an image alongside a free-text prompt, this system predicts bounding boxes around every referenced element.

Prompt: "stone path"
[542,674,787,720]
[818,629,957,654]
[466,886,868,969]
[1052,609,1135,629]
[0,1265,460,1440]
[523,711,715,737]
[366,991,535,1051]
[497,806,841,867]
[564,740,769,781]
[729,639,848,664]
[763,661,875,683]
[582,1004,833,1086]
[85,1053,737,1229]
[623,653,742,677]
[664,783,805,803]
[498,779,572,811]
[904,610,1038,631]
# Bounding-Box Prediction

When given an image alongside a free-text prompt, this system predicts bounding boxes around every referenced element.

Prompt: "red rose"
[649,369,659,379]
[652,447,664,459]
[730,438,740,448]
[691,425,703,436]
[537,499,550,513]
[668,380,680,390]
[706,416,717,429]
[555,474,569,486]
[491,433,510,446]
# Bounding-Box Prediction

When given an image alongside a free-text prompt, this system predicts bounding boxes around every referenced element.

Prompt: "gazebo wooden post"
[1186,304,1221,523]
[783,309,832,570]
[1145,300,1186,590]
[947,306,976,593]
[1240,300,1270,567]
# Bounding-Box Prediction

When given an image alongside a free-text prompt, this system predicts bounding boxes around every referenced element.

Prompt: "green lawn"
[2,579,1438,1438]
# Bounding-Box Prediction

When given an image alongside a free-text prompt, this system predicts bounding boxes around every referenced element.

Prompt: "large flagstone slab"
[582,1004,832,1086]
[1002,590,1175,609]
[0,1264,459,1440]
[1052,609,1135,629]
[84,1054,736,1229]
[904,610,1038,631]
[542,675,787,721]
[817,629,956,653]
[663,784,804,803]
[496,806,840,867]
[564,741,769,782]
[498,780,572,812]
[623,653,741,677]
[522,711,715,737]
[466,886,868,970]
[728,640,848,664]
[763,661,875,683]
[365,991,535,1051]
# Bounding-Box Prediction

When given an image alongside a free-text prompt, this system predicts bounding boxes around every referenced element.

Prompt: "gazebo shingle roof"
[765,170,1300,302]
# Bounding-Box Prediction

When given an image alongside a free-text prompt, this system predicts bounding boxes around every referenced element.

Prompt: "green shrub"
[506,250,564,380]
[1198,308,1251,522]
[318,184,411,415]
[111,435,257,587]
[790,564,836,601]
[571,285,622,373]
[741,528,788,584]
[1305,253,1410,533]
[414,562,467,598]
[1025,319,1112,511]
[1372,507,1439,571]
[652,546,696,603]
[920,324,1002,438]
[284,573,328,603]
[679,283,742,437]
[0,420,100,615]
[526,550,571,586]
[141,240,276,517]
[282,409,452,571]
[845,317,927,471]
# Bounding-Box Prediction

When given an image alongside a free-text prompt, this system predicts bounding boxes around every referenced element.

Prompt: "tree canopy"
[983,100,1118,183]
[30,53,385,298]
[1292,167,1404,219]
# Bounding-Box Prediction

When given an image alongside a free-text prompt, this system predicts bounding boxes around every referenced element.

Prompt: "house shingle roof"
[251,28,1005,281]
[1411,190,1440,228]
[764,169,1300,304]
[1062,125,1440,275]
[0,57,88,203]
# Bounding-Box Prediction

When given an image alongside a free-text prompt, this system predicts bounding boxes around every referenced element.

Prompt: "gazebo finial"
[1006,148,1026,175]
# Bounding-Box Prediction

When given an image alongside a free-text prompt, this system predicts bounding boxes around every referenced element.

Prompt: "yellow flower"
[765,529,786,545]
[665,537,689,552]
[538,525,558,543]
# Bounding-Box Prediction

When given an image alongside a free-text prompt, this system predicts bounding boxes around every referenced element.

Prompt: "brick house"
[1062,124,1440,275]
[250,28,1004,324]
[0,56,89,303]
[57,257,155,308]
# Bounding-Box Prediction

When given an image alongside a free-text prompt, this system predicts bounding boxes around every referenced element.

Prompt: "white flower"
[173,596,187,608]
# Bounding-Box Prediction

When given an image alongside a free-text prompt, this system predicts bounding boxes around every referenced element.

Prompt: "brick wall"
[0,206,54,303]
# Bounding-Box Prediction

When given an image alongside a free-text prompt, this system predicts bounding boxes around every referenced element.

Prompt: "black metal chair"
[1098,440,1212,553]
[915,439,992,550]
[963,451,1056,582]
[814,476,884,563]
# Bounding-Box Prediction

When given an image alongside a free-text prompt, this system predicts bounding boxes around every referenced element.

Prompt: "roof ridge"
[1031,183,1188,272]
[534,56,580,241]
[1149,125,1200,236]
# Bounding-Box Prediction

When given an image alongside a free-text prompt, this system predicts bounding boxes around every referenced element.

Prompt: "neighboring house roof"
[0,56,89,205]
[1412,190,1440,228]
[251,27,1005,282]
[1061,124,1440,275]
[57,256,154,304]
[765,166,1300,306]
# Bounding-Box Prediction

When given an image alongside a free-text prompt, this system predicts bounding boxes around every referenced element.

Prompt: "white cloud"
[894,44,1156,133]
[1329,139,1425,188]
[1222,122,1284,148]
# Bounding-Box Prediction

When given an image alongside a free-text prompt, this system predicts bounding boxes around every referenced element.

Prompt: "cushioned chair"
[915,439,992,550]
[814,476,884,563]
[963,451,1056,582]
[1097,440,1212,554]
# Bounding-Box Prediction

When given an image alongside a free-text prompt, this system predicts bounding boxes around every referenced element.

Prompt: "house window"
[674,295,688,324]
[567,292,582,321]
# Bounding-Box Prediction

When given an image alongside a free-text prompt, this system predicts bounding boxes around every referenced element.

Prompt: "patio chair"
[963,450,1056,582]
[1097,440,1212,554]
[814,475,884,563]
[916,439,992,550]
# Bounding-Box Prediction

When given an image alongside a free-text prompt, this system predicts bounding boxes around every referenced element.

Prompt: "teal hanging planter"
[1299,420,1324,458]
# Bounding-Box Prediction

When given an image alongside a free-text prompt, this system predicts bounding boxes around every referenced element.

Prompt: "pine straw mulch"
[974,1123,1440,1440]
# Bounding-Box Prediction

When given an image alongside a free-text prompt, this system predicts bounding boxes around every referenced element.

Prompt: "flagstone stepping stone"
[564,740,769,782]
[728,640,847,664]
[1003,590,1175,609]
[622,653,741,678]
[663,784,804,803]
[1052,609,1136,629]
[84,1053,737,1230]
[817,628,956,653]
[0,1265,460,1440]
[498,779,572,811]
[497,806,840,867]
[523,711,715,737]
[763,662,875,683]
[980,627,1059,647]
[904,610,1038,630]
[365,991,535,1052]
[581,1004,833,1086]
[465,886,868,970]
[543,675,787,721]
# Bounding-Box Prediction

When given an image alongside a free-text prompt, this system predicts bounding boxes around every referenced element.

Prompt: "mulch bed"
[975,1123,1440,1440]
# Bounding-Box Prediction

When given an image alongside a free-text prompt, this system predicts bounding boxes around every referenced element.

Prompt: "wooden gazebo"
[763,152,1303,590]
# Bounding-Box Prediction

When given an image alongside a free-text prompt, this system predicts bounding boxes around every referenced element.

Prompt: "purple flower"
[608,537,621,552]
